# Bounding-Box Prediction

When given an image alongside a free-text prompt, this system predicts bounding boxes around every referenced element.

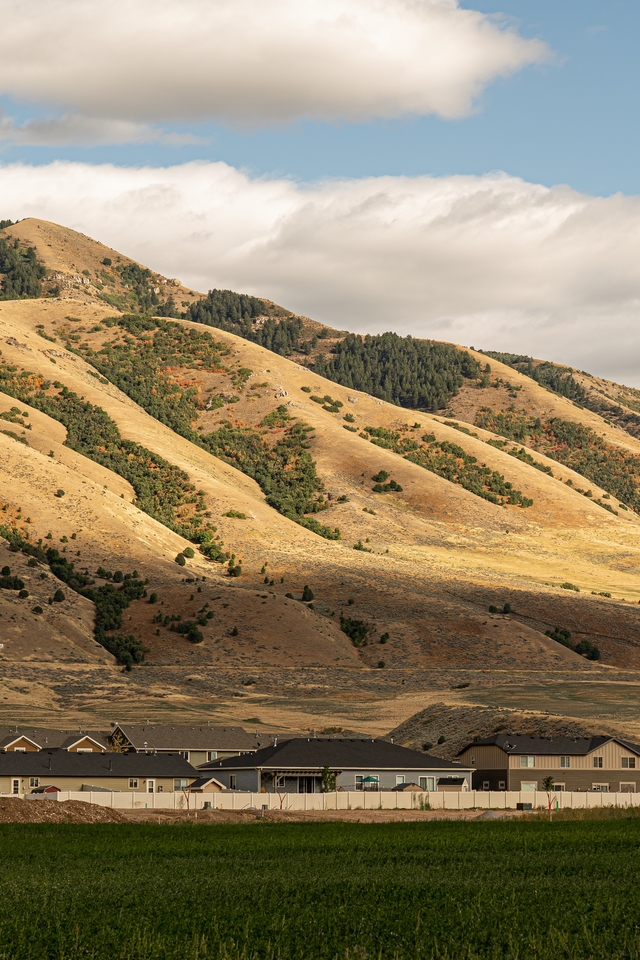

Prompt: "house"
[0,750,198,795]
[108,723,278,765]
[0,727,108,753]
[200,738,473,793]
[457,734,640,793]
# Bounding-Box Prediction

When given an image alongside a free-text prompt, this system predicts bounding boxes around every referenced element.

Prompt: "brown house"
[458,734,640,793]
[0,728,108,753]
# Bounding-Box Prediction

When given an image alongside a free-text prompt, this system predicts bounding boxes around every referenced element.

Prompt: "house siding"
[0,776,183,793]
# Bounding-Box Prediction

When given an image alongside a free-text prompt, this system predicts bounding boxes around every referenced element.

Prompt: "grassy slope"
[3,220,640,732]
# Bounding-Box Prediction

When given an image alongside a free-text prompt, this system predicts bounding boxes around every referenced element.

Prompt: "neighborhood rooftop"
[0,750,196,778]
[462,734,640,756]
[110,723,273,751]
[0,727,109,751]
[202,738,465,771]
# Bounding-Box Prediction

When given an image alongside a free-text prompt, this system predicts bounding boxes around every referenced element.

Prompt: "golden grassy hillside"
[2,218,640,736]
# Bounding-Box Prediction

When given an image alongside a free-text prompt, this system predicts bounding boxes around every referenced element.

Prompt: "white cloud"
[2,160,640,385]
[0,113,201,147]
[0,0,547,128]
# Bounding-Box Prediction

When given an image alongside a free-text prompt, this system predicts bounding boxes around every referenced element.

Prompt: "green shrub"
[0,574,24,590]
[378,660,385,668]
[175,554,186,566]
[32,605,43,614]
[18,589,28,598]
[561,582,580,592]
[489,605,498,613]
[437,735,446,745]
[1,565,9,576]
[55,489,65,498]
[380,633,389,644]
[53,588,65,602]
[340,615,368,647]
[182,547,195,558]
[302,585,314,602]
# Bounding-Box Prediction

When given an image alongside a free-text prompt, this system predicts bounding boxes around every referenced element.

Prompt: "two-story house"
[457,734,640,793]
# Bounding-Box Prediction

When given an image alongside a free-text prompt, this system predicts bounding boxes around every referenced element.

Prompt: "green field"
[1,819,640,959]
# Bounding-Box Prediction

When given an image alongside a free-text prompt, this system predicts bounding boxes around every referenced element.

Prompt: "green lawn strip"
[0,820,639,960]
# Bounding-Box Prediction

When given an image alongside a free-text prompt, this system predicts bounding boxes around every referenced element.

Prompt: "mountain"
[2,218,640,742]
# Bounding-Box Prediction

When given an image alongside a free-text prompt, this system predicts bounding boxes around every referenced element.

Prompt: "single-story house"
[109,723,280,766]
[457,734,640,793]
[0,727,108,753]
[200,738,473,793]
[0,749,198,795]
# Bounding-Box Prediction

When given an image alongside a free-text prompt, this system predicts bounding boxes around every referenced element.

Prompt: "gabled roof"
[0,727,109,751]
[458,734,640,757]
[201,738,469,772]
[111,723,265,752]
[0,749,197,778]
[189,776,226,791]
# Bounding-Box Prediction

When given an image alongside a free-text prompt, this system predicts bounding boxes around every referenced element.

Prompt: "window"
[498,781,506,790]
[622,757,636,769]
[229,775,236,790]
[396,776,405,785]
[470,756,476,765]
[593,757,603,768]
[520,756,535,768]
[560,756,570,768]
[76,748,93,754]
[147,780,154,794]
[482,781,490,791]
[11,780,19,795]
[157,785,163,793]
[129,779,138,789]
[620,783,636,793]
[592,784,609,792]
[180,751,190,760]
[29,777,39,788]
[173,779,189,791]
[521,782,538,792]
[207,751,217,762]
[275,775,285,788]
[419,777,435,791]
[554,783,565,792]
[13,747,26,753]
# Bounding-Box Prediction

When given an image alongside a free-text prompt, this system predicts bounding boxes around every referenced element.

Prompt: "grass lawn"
[1,818,639,959]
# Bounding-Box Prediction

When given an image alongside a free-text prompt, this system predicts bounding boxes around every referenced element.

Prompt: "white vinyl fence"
[10,790,640,811]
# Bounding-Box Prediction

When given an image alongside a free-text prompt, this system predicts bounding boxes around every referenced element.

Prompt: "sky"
[1,0,639,383]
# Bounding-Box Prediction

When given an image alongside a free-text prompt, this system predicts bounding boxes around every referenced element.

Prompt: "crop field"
[1,819,639,959]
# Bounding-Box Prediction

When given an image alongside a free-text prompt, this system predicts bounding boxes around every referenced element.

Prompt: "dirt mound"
[387,702,618,760]
[0,797,125,823]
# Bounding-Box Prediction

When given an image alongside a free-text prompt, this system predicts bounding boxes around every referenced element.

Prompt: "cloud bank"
[0,0,547,135]
[1,160,639,384]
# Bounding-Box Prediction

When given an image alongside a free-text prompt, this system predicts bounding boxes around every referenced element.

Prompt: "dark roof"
[458,734,640,757]
[0,727,109,751]
[189,776,225,790]
[0,749,197,778]
[436,777,466,786]
[112,723,266,752]
[201,738,469,772]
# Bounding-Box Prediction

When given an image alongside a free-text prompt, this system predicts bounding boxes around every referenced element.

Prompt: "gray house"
[200,738,473,793]
[109,723,274,766]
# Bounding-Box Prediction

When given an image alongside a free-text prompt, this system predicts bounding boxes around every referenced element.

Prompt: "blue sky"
[2,0,637,197]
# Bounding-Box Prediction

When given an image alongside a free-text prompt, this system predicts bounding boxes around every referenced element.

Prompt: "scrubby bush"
[32,605,43,614]
[53,589,65,602]
[149,592,158,604]
[302,585,314,602]
[182,547,195,558]
[175,553,186,566]
[55,489,65,498]
[18,589,28,599]
[340,615,368,647]
[380,633,389,644]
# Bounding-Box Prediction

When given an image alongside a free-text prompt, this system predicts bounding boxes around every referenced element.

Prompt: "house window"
[498,781,506,790]
[622,757,636,769]
[592,783,609,792]
[470,756,476,765]
[396,776,405,785]
[620,783,636,793]
[229,775,237,790]
[76,748,93,754]
[560,757,570,768]
[275,775,285,789]
[419,777,435,791]
[482,781,490,791]
[173,779,189,791]
[181,751,190,760]
[520,756,535,768]
[129,779,138,789]
[157,785,163,793]
[207,751,217,762]
[13,747,26,753]
[554,783,565,792]
[29,777,39,788]
[593,757,603,768]
[11,780,20,795]
[355,775,379,791]
[521,782,538,792]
